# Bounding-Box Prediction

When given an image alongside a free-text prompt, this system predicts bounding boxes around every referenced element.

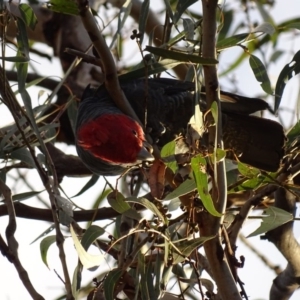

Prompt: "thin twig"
[0,179,45,300]
[76,0,142,127]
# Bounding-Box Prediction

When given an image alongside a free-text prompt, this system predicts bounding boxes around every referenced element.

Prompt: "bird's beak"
[137,140,154,161]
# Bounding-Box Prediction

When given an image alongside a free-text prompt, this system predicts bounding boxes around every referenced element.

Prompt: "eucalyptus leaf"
[191,155,221,217]
[81,225,105,251]
[138,0,149,44]
[174,0,197,24]
[248,207,293,237]
[10,148,35,167]
[40,235,56,269]
[164,178,196,201]
[249,54,272,94]
[173,236,215,264]
[19,3,38,30]
[103,269,123,300]
[47,0,79,15]
[274,50,300,113]
[72,174,100,197]
[145,46,218,65]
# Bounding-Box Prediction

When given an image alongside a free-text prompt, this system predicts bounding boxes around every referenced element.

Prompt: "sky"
[1,1,300,299]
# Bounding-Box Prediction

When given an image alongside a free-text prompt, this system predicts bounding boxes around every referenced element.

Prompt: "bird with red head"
[75,78,285,176]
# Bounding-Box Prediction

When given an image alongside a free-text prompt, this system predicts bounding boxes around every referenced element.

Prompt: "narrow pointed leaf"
[174,0,197,24]
[103,269,123,300]
[138,0,149,44]
[173,236,215,264]
[119,59,187,81]
[164,178,196,200]
[19,3,38,30]
[40,235,56,269]
[145,46,218,64]
[161,141,177,173]
[249,54,272,94]
[274,50,300,113]
[127,197,166,223]
[191,155,221,217]
[72,174,100,197]
[81,225,105,251]
[108,192,141,221]
[247,207,293,237]
[10,148,35,167]
[11,190,43,202]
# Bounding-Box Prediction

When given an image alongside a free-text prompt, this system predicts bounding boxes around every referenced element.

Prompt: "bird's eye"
[132,129,138,137]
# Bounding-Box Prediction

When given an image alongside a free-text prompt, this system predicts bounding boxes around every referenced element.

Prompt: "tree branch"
[266,175,300,300]
[198,1,240,299]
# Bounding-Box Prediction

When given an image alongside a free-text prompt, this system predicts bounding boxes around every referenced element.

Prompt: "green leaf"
[238,162,261,178]
[232,176,270,192]
[46,0,79,15]
[145,256,156,299]
[249,54,272,94]
[110,0,132,48]
[103,269,123,300]
[210,101,218,124]
[138,0,149,44]
[16,17,30,59]
[211,148,226,163]
[217,23,274,51]
[270,50,284,63]
[173,236,215,264]
[108,191,130,212]
[80,225,105,251]
[138,252,151,300]
[247,207,293,237]
[161,141,177,173]
[160,265,172,292]
[145,46,218,65]
[31,224,55,245]
[164,178,196,201]
[217,33,250,50]
[11,190,43,202]
[108,192,141,221]
[154,251,163,297]
[19,3,38,30]
[174,0,197,24]
[0,56,29,62]
[127,197,166,223]
[274,50,300,113]
[166,31,186,47]
[162,0,174,22]
[10,148,35,167]
[118,59,187,82]
[217,9,233,42]
[284,22,300,30]
[72,174,100,197]
[161,141,175,158]
[191,155,221,217]
[40,235,56,269]
[71,265,80,298]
